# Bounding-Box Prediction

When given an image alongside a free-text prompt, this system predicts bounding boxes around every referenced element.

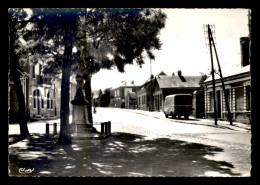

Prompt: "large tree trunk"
[57,30,73,144]
[57,59,72,144]
[9,67,30,138]
[9,20,30,139]
[84,75,93,125]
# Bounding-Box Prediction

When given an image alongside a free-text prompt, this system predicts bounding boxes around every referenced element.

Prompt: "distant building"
[152,70,202,112]
[110,86,139,108]
[136,71,203,113]
[126,92,137,109]
[203,37,251,124]
[137,82,151,111]
[136,74,157,111]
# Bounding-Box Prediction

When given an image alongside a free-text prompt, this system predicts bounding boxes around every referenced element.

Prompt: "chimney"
[177,70,182,76]
[178,70,186,82]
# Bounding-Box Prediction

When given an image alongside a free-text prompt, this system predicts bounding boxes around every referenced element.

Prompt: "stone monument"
[71,74,97,133]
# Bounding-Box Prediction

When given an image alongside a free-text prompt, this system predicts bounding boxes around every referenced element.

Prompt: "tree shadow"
[8,132,242,177]
[9,134,26,145]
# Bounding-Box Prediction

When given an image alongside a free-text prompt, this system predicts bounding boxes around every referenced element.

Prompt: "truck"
[163,94,193,119]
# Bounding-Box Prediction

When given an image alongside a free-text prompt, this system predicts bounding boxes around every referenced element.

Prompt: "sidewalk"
[8,126,249,177]
[124,109,251,132]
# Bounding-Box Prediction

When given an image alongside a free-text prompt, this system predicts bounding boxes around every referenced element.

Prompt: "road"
[92,107,251,176]
[8,107,251,177]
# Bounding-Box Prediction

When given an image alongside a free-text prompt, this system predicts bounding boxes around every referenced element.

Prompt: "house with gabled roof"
[152,70,202,111]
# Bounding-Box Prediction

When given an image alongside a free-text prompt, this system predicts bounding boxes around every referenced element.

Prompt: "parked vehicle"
[163,94,193,119]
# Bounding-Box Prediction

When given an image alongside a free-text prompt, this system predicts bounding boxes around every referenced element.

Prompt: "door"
[33,89,41,116]
[216,91,221,118]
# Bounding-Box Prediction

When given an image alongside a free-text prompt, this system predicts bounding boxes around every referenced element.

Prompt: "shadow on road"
[8,132,240,177]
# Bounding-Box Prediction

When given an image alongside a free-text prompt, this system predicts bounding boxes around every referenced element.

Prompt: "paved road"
[92,107,251,176]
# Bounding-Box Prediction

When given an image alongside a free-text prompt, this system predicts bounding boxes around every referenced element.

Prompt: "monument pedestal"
[70,74,97,133]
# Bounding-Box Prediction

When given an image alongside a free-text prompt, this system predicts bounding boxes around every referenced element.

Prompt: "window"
[223,89,230,111]
[240,37,250,67]
[33,97,36,108]
[51,99,53,109]
[235,87,244,111]
[32,64,35,78]
[39,64,42,75]
[41,99,44,108]
[33,89,40,109]
[246,86,251,111]
[47,92,50,109]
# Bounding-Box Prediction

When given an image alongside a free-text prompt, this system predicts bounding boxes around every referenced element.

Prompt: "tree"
[26,8,166,144]
[76,8,166,124]
[100,88,111,107]
[27,8,84,144]
[8,8,31,139]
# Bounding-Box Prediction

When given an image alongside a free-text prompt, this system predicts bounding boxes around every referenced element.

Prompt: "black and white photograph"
[8,8,253,178]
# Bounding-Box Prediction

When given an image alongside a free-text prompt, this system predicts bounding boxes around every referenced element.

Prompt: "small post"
[105,122,108,135]
[53,122,57,135]
[46,122,49,138]
[101,122,105,135]
[107,121,111,135]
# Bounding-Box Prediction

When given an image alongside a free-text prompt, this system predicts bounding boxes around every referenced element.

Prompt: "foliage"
[76,8,166,77]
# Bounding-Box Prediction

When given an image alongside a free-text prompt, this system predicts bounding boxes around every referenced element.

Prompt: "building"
[110,85,139,108]
[203,37,251,124]
[152,70,202,112]
[126,92,137,109]
[9,61,77,123]
[136,75,156,111]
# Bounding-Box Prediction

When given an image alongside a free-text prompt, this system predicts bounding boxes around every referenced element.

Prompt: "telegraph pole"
[207,24,218,125]
[209,27,233,125]
[149,58,153,112]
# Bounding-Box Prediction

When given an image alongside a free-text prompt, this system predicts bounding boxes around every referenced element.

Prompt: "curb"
[124,109,250,132]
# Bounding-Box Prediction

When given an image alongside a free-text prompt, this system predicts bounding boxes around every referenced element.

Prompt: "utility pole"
[208,27,233,125]
[149,58,153,112]
[207,24,218,125]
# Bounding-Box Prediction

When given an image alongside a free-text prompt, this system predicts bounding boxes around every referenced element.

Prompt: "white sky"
[91,8,250,90]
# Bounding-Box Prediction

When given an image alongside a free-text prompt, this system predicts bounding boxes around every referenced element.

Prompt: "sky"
[90,9,250,90]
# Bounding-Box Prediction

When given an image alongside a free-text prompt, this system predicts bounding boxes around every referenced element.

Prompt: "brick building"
[9,61,76,122]
[203,37,251,124]
[110,85,139,108]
